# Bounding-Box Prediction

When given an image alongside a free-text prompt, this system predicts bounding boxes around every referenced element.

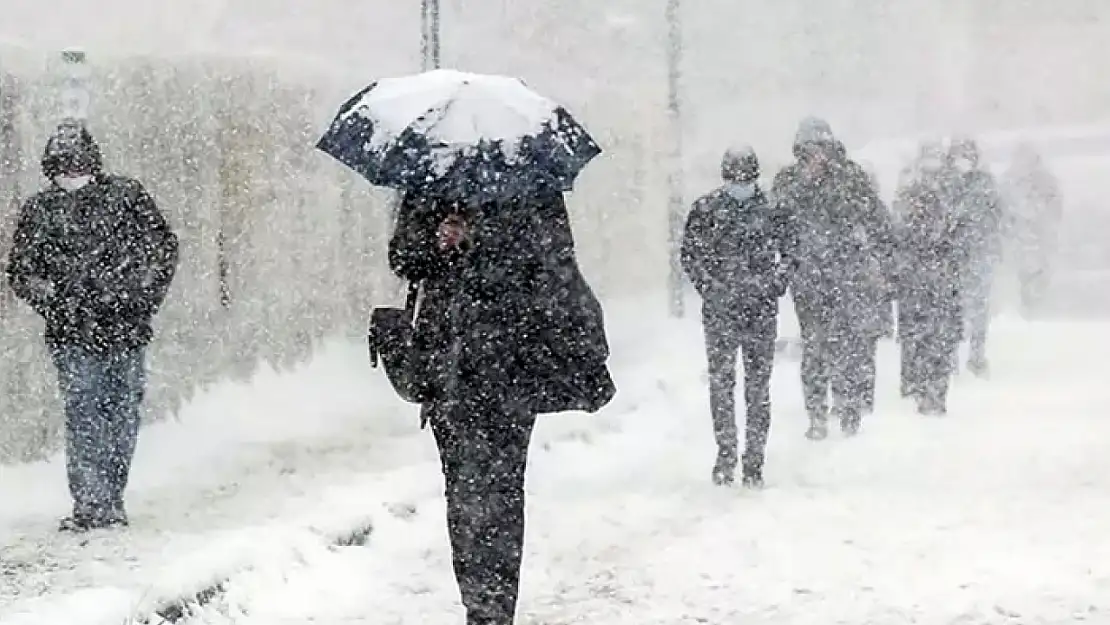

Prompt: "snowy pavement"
[4,307,1110,624]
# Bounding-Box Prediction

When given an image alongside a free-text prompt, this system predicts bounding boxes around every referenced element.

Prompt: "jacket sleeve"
[856,171,898,278]
[388,192,453,282]
[5,197,57,318]
[680,203,710,294]
[771,199,799,282]
[128,180,179,316]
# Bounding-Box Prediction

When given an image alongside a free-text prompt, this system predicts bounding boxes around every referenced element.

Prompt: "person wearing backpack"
[681,146,794,488]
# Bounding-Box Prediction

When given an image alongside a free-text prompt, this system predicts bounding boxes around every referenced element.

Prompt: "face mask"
[725,182,757,203]
[55,175,92,192]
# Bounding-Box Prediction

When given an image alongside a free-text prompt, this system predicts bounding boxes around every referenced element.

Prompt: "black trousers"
[861,336,879,413]
[427,399,537,625]
[901,306,960,410]
[702,304,776,469]
[795,310,870,424]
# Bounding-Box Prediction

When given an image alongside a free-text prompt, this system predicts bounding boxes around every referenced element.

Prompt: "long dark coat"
[772,154,895,338]
[388,188,616,415]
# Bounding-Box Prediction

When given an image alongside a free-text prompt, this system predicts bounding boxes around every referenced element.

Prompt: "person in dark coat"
[1002,143,1062,316]
[948,137,1004,377]
[772,117,895,439]
[681,146,792,488]
[858,162,895,415]
[388,185,615,625]
[892,140,952,398]
[893,164,969,415]
[6,121,179,531]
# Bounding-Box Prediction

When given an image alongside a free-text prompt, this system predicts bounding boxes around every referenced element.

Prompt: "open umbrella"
[316,69,602,201]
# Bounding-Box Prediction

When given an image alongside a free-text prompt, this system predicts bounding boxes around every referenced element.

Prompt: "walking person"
[773,117,895,439]
[858,163,894,415]
[6,121,179,531]
[892,141,952,398]
[947,137,1004,377]
[388,185,615,625]
[681,146,792,488]
[1001,143,1062,317]
[892,148,968,414]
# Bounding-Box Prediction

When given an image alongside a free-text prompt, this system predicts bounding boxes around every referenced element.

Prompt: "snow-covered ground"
[4,298,1110,624]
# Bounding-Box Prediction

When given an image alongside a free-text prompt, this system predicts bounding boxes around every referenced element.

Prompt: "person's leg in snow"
[861,336,878,414]
[739,315,776,488]
[702,309,743,485]
[828,331,869,436]
[53,345,108,530]
[102,347,146,525]
[797,316,831,440]
[429,399,536,625]
[50,345,142,531]
[964,264,993,377]
[915,329,957,416]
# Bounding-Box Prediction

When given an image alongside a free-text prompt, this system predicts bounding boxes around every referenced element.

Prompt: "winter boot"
[915,385,948,416]
[711,448,737,486]
[58,514,96,533]
[103,505,130,528]
[804,412,829,441]
[967,356,990,379]
[741,454,764,489]
[835,406,862,437]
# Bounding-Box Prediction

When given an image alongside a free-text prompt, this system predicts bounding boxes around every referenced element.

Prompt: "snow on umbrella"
[315,69,602,202]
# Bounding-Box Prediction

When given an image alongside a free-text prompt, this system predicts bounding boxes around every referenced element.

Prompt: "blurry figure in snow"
[892,149,967,414]
[6,121,179,532]
[389,185,614,625]
[858,161,895,415]
[773,117,895,440]
[1001,143,1062,316]
[681,146,793,488]
[892,140,951,396]
[948,137,1005,377]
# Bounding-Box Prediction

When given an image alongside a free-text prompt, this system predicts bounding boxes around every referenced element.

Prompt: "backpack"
[368,282,430,405]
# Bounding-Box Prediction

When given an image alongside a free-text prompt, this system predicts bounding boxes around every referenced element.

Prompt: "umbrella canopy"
[316,69,602,201]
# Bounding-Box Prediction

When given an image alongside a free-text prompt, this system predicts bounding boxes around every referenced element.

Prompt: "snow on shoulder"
[342,69,559,154]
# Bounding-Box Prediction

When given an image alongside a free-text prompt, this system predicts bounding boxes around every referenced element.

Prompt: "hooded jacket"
[772,118,896,336]
[6,123,179,350]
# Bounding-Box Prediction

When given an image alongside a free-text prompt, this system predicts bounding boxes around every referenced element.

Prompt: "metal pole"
[60,48,90,124]
[665,0,685,318]
[421,0,441,71]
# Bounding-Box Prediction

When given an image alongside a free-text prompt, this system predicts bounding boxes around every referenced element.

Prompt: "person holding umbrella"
[319,70,615,625]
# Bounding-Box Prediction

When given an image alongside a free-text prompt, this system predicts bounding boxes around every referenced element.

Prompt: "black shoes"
[740,457,764,489]
[59,506,129,533]
[712,450,736,486]
[712,450,765,490]
[805,418,829,441]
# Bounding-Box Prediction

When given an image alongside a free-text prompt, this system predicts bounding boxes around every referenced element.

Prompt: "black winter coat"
[681,184,792,319]
[772,157,896,337]
[893,176,970,341]
[6,175,179,351]
[388,189,615,416]
[950,169,1005,267]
